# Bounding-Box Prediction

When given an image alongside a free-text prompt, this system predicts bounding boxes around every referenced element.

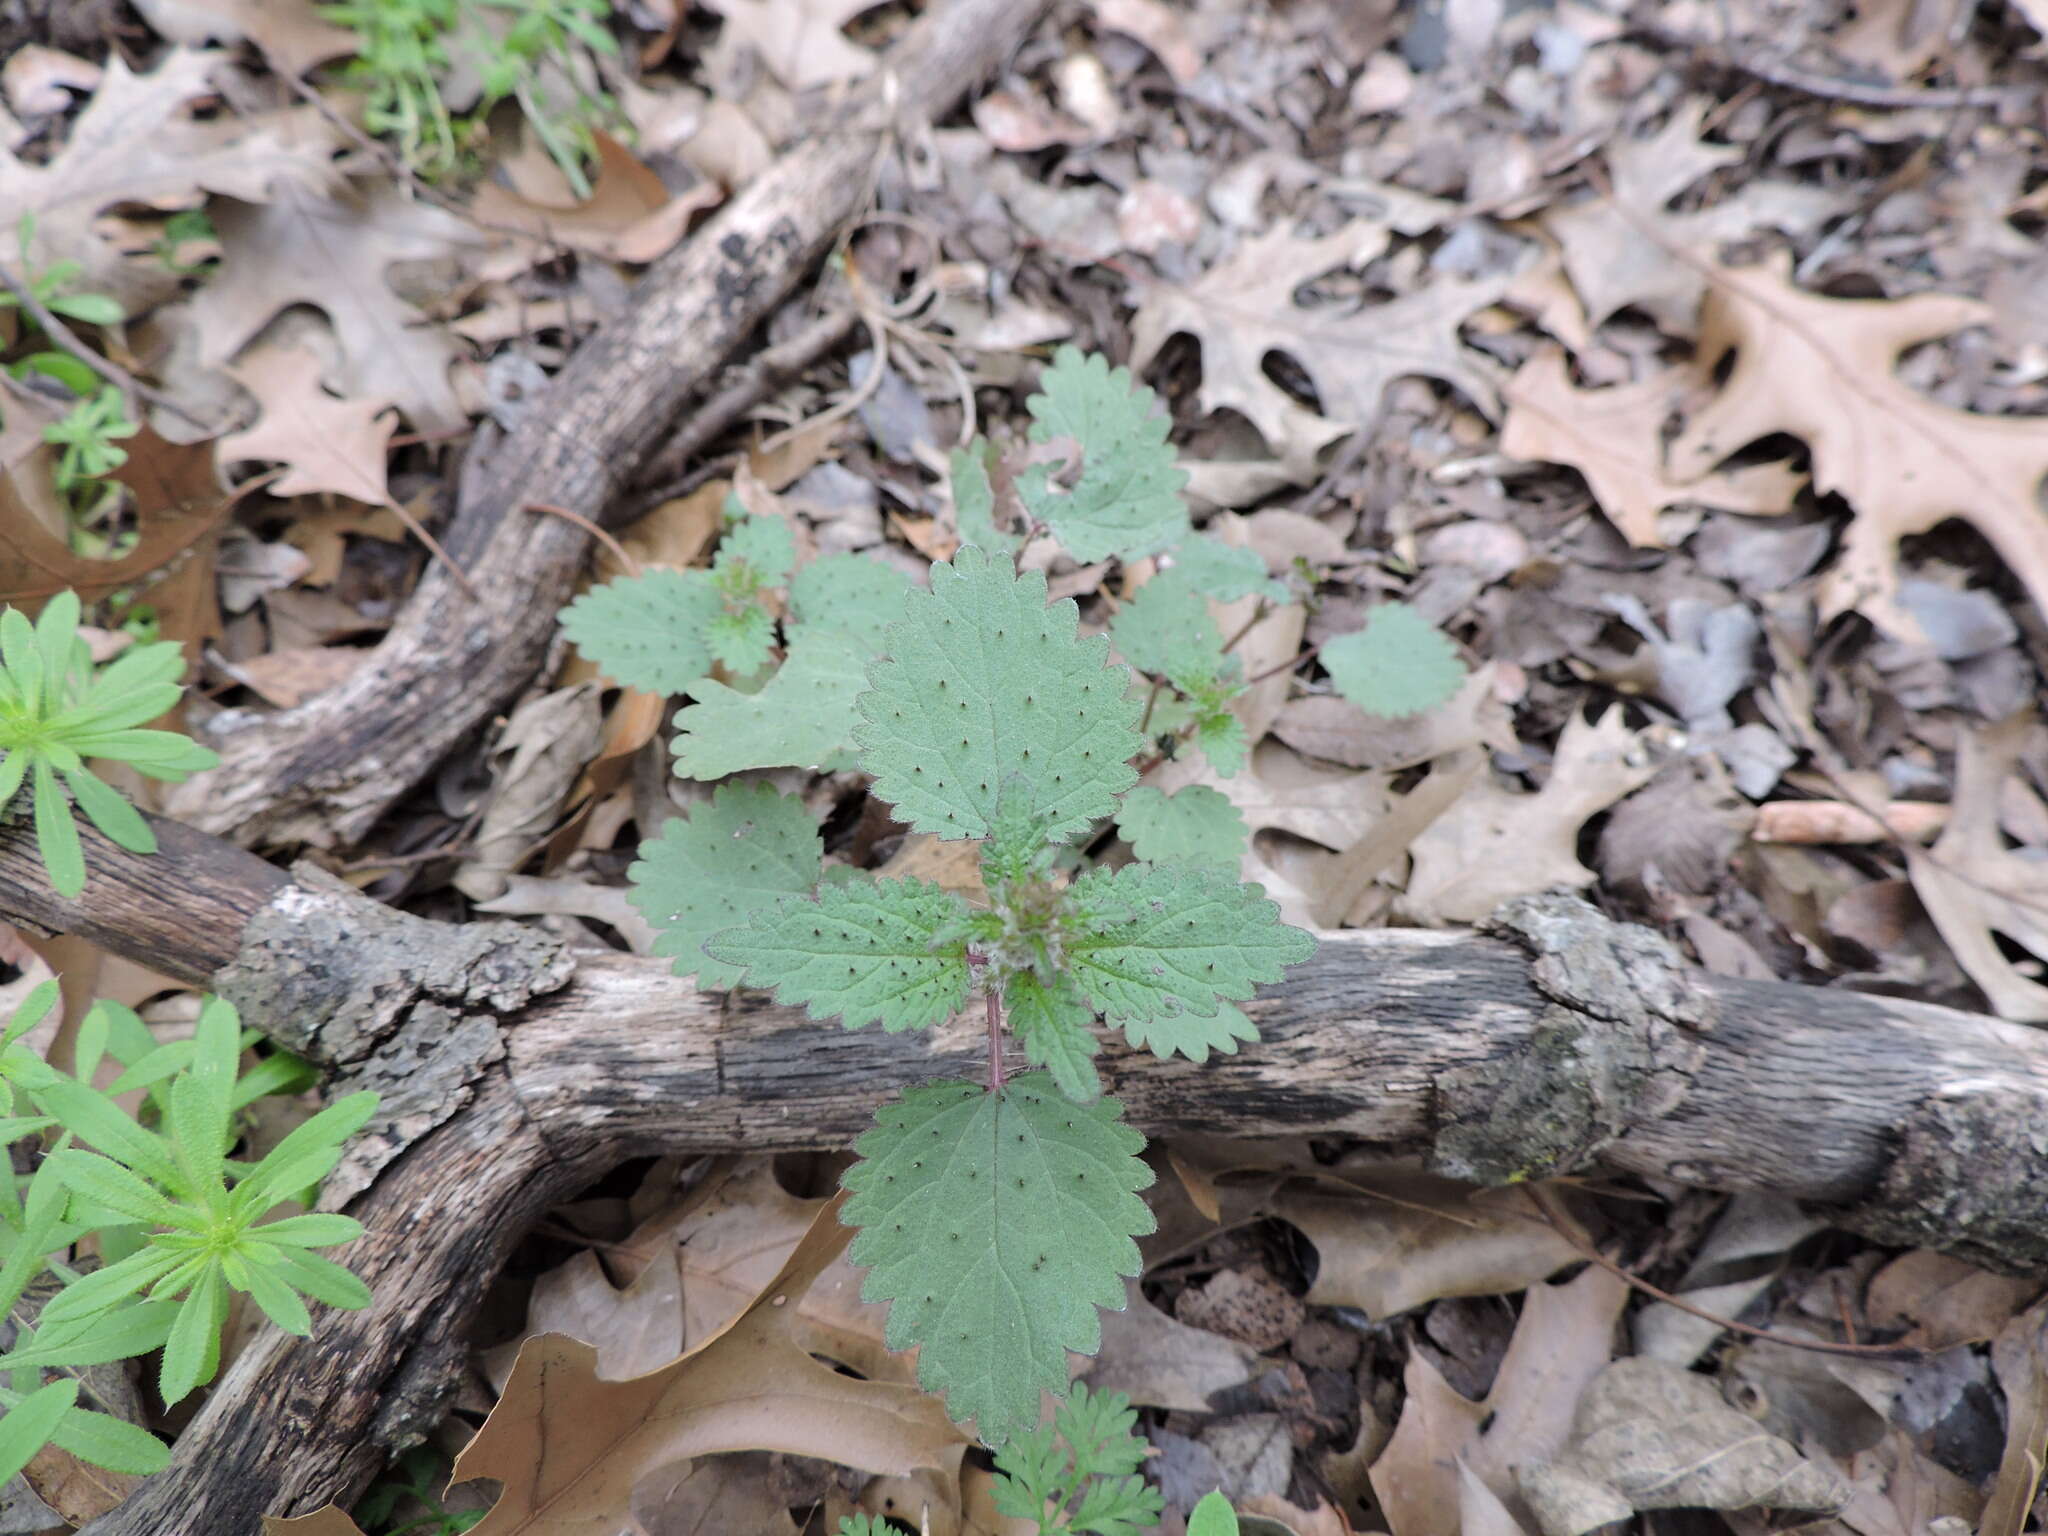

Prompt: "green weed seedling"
[560,347,1469,1469]
[322,0,621,194]
[353,1444,486,1534]
[0,592,218,897]
[0,982,376,1475]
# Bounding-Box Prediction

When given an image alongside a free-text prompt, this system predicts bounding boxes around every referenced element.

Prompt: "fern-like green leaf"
[704,875,972,1032]
[627,783,821,987]
[670,635,869,778]
[558,569,721,693]
[841,1075,1155,1445]
[1017,347,1189,563]
[854,546,1142,842]
[1064,863,1314,1059]
[1006,972,1102,1102]
[1116,785,1247,871]
[787,554,914,652]
[1320,603,1467,719]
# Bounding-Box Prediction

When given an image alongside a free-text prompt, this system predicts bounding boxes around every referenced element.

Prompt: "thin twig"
[529,502,640,576]
[1521,1185,1927,1362]
[0,262,216,433]
[1246,638,1321,688]
[1636,25,2030,111]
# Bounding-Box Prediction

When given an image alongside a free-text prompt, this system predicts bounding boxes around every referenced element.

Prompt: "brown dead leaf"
[630,1453,801,1536]
[1085,1277,1260,1411]
[699,0,879,90]
[284,503,408,585]
[1272,666,1508,773]
[453,1193,967,1536]
[1396,706,1665,925]
[1982,1300,2048,1536]
[1370,1266,1627,1536]
[217,645,366,708]
[127,0,358,76]
[1238,1494,1355,1536]
[1090,0,1201,82]
[453,683,607,903]
[1864,1250,2037,1350]
[972,88,1095,152]
[472,131,721,265]
[1905,714,2048,1020]
[1670,255,2048,639]
[186,179,487,433]
[484,1245,683,1391]
[1545,102,1839,334]
[1130,220,1516,476]
[264,1507,366,1535]
[1280,1175,1586,1319]
[0,49,343,312]
[218,343,398,506]
[1500,348,1802,547]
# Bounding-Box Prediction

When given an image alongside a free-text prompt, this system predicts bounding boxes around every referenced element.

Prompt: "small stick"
[528,501,642,577]
[1752,799,1949,845]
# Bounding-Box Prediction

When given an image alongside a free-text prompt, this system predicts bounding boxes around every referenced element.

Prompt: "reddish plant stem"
[966,949,1006,1094]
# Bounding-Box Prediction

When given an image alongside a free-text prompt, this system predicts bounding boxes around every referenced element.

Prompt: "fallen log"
[165,0,1055,853]
[0,813,2041,1531]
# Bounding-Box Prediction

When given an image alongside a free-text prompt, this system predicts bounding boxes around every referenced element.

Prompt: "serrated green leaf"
[1116,785,1247,870]
[1164,534,1281,602]
[1017,347,1188,563]
[841,1075,1156,1444]
[713,513,796,589]
[855,546,1142,842]
[1124,1000,1256,1063]
[951,438,1024,554]
[705,875,972,1032]
[834,1519,886,1536]
[704,602,776,675]
[1065,864,1314,1058]
[787,554,914,653]
[1006,972,1101,1102]
[558,569,721,694]
[1321,603,1467,719]
[627,782,822,987]
[1111,570,1224,683]
[670,635,870,778]
[1190,703,1248,778]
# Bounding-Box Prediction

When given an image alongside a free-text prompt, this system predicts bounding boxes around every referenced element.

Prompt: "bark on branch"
[0,813,2040,1531]
[164,0,1052,852]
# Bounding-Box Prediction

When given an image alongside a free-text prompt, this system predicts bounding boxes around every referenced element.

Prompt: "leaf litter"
[16,0,2048,1528]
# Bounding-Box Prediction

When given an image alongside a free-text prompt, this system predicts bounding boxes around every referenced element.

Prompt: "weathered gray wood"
[163,0,1052,853]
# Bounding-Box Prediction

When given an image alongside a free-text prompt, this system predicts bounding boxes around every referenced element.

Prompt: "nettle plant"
[561,348,1468,1450]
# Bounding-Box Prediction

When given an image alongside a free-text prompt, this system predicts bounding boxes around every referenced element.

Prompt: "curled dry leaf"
[470,131,722,265]
[451,1193,969,1536]
[217,344,398,507]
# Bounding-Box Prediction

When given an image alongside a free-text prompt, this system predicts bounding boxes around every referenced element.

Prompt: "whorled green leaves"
[627,783,822,987]
[841,1075,1155,1445]
[705,874,973,1033]
[854,547,1142,843]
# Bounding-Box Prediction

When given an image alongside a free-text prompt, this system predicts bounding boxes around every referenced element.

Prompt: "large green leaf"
[670,635,870,778]
[705,875,972,1032]
[1065,863,1314,1059]
[1320,603,1467,719]
[558,569,721,694]
[854,547,1142,842]
[628,783,822,987]
[1017,347,1188,563]
[841,1075,1155,1444]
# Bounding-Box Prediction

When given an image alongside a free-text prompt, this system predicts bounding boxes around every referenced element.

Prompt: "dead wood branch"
[164,0,1051,854]
[0,813,2042,1530]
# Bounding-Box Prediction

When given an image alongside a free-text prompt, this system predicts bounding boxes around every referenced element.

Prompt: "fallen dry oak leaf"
[453,1194,967,1536]
[1396,705,1665,925]
[1905,715,2048,1021]
[1670,255,2048,640]
[1128,219,1515,477]
[470,131,723,265]
[1500,347,1803,546]
[126,0,357,77]
[699,0,882,89]
[0,49,342,312]
[217,344,399,506]
[185,179,488,434]
[1544,101,1839,335]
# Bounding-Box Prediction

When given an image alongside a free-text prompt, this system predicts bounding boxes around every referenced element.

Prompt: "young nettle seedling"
[623,546,1315,1443]
[0,592,218,896]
